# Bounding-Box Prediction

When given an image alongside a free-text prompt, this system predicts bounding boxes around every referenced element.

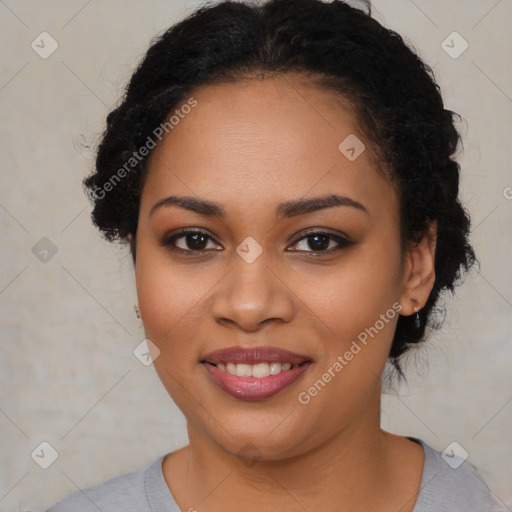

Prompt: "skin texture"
[133,74,437,512]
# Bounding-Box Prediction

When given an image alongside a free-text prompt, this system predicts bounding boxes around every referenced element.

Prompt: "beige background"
[0,0,511,510]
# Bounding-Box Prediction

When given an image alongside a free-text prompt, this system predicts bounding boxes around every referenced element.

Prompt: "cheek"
[300,245,401,336]
[135,251,212,413]
[297,246,402,391]
[135,245,209,358]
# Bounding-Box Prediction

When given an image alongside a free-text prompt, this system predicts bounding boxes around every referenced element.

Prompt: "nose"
[211,251,295,332]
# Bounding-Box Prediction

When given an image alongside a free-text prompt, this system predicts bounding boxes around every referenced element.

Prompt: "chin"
[201,411,317,463]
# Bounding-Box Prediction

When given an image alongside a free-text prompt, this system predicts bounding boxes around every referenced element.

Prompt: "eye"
[161,228,353,255]
[160,229,222,253]
[288,231,353,254]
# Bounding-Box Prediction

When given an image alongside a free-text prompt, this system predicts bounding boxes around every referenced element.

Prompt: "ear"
[399,221,437,315]
[126,233,136,264]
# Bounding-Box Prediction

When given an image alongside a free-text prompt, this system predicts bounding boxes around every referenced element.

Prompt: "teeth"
[215,361,298,378]
[269,362,281,375]
[236,363,252,377]
[252,362,270,378]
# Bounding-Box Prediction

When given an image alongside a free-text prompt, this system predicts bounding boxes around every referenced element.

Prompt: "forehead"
[141,75,397,222]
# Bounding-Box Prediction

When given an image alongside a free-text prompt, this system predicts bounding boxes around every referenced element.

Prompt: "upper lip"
[202,346,312,365]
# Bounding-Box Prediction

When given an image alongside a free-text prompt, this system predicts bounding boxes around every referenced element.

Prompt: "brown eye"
[161,229,222,253]
[305,234,330,251]
[180,233,209,250]
[288,231,353,254]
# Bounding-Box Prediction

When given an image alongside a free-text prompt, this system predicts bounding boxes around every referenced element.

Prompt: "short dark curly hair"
[84,0,477,379]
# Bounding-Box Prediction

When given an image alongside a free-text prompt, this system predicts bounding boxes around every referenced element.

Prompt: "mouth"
[209,360,306,377]
[201,346,312,400]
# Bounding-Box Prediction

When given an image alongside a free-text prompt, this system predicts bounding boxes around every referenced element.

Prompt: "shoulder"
[45,454,166,512]
[412,437,504,511]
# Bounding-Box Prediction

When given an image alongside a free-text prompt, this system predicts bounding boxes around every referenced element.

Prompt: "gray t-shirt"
[46,437,504,511]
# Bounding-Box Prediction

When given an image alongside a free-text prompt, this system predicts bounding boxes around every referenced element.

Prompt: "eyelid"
[287,229,353,253]
[160,228,222,251]
[289,227,351,244]
[160,227,353,257]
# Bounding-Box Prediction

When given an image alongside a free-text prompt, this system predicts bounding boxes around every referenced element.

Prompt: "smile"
[202,346,312,400]
[215,361,300,378]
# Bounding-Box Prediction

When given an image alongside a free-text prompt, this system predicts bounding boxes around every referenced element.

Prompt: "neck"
[167,389,410,512]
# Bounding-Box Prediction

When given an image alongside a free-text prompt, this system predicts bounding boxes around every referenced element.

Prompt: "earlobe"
[399,221,437,315]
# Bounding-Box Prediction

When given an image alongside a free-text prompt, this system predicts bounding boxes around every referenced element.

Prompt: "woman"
[46,0,502,510]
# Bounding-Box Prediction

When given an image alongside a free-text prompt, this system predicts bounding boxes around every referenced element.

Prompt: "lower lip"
[203,362,311,400]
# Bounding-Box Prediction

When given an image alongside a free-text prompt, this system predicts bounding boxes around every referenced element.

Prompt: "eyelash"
[160,228,353,256]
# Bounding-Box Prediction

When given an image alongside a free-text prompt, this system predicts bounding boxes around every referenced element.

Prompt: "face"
[134,75,408,461]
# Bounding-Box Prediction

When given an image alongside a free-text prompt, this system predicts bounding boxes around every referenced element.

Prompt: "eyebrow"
[149,193,368,219]
[276,194,368,218]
